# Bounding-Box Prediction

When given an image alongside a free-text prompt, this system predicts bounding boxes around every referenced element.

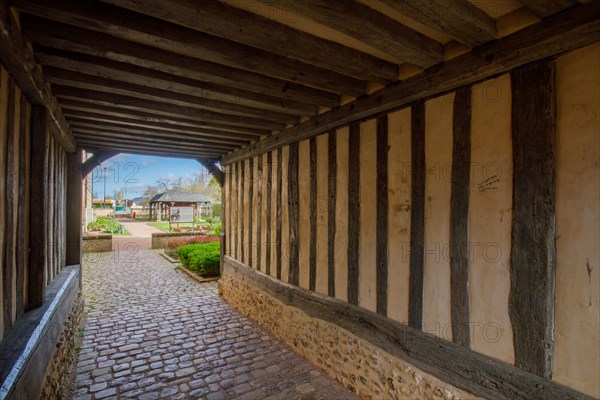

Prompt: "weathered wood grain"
[15,92,28,318]
[276,147,283,280]
[327,132,337,298]
[450,86,472,347]
[309,137,317,292]
[196,159,223,187]
[288,142,300,286]
[519,0,578,18]
[347,123,360,305]
[4,79,17,331]
[256,156,263,271]
[510,60,557,378]
[376,115,388,316]
[409,101,425,330]
[248,158,254,268]
[265,151,273,276]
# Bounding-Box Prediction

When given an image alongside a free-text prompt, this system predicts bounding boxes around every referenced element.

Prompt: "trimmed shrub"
[177,242,221,277]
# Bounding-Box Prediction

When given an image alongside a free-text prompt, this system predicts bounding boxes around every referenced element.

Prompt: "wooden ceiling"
[7,0,583,160]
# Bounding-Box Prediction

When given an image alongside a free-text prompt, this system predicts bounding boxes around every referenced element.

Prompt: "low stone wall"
[40,295,84,400]
[219,267,477,400]
[151,231,212,249]
[82,234,112,253]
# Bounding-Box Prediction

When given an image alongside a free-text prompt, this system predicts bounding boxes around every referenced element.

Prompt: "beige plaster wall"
[423,93,454,340]
[468,74,515,363]
[553,43,600,398]
[387,108,412,323]
[359,119,378,312]
[334,127,350,302]
[298,139,311,289]
[315,133,329,295]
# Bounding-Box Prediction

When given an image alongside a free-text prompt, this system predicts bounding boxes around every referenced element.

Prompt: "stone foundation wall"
[82,235,112,253]
[39,295,85,400]
[219,271,479,400]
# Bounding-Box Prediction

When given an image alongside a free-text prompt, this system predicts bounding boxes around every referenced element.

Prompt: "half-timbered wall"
[0,65,68,343]
[223,43,599,398]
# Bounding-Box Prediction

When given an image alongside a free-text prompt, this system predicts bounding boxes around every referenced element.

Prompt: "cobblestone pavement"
[73,250,357,400]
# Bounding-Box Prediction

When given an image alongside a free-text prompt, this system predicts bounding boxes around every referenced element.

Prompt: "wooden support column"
[309,137,317,291]
[288,142,299,286]
[327,132,336,297]
[510,60,557,378]
[248,157,254,267]
[265,152,272,275]
[347,123,360,305]
[276,148,283,280]
[197,158,224,187]
[376,115,389,316]
[81,150,118,178]
[66,150,82,269]
[450,86,472,347]
[409,101,425,329]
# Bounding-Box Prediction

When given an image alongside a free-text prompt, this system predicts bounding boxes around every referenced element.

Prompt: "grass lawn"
[147,221,210,232]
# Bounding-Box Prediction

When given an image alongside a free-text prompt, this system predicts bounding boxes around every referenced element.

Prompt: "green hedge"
[177,242,220,277]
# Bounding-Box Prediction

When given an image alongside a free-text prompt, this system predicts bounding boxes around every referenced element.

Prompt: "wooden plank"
[52,86,285,131]
[510,60,557,379]
[22,21,340,108]
[4,79,18,332]
[13,0,367,96]
[240,160,245,265]
[347,123,360,305]
[309,137,317,292]
[276,147,283,280]
[0,0,74,152]
[196,159,224,188]
[265,152,273,276]
[409,101,425,330]
[248,158,254,268]
[519,0,578,18]
[101,0,398,84]
[261,0,442,68]
[221,2,600,165]
[377,0,496,47]
[76,142,218,160]
[376,115,388,316]
[0,67,8,340]
[450,86,472,347]
[15,91,28,318]
[31,44,318,117]
[287,142,300,286]
[233,162,238,259]
[327,132,336,298]
[44,67,300,124]
[224,257,595,400]
[256,156,263,271]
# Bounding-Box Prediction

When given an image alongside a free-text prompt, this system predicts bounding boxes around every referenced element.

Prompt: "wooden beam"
[450,86,472,347]
[13,0,368,96]
[287,142,300,286]
[4,78,16,331]
[16,88,28,318]
[27,106,46,310]
[309,137,317,292]
[0,0,75,152]
[260,0,442,67]
[276,148,282,280]
[265,151,272,276]
[519,0,578,18]
[376,115,388,316]
[81,150,119,178]
[327,132,336,298]
[377,0,496,47]
[30,42,319,116]
[197,159,224,187]
[510,60,556,379]
[247,157,254,268]
[347,123,360,305]
[224,257,596,400]
[256,156,263,271]
[409,101,425,330]
[61,106,268,138]
[44,67,300,124]
[78,142,215,160]
[240,160,245,265]
[52,86,285,131]
[20,18,341,108]
[100,0,398,84]
[221,1,600,165]
[66,151,82,266]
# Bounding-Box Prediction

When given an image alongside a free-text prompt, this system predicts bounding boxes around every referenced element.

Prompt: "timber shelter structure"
[0,0,599,399]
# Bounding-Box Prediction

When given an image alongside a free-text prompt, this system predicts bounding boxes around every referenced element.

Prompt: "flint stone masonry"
[73,250,356,399]
[220,270,479,400]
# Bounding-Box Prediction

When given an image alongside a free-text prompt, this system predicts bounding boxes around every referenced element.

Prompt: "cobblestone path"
[73,249,357,400]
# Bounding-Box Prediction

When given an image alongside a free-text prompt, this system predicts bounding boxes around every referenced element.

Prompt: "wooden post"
[26,106,48,311]
[347,123,360,305]
[66,150,82,270]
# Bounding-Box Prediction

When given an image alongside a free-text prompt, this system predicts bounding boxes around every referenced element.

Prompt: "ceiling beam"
[100,0,399,83]
[74,136,223,158]
[518,0,578,18]
[197,158,223,187]
[376,0,497,47]
[19,18,343,106]
[222,1,600,164]
[82,150,119,178]
[0,0,75,151]
[52,86,286,131]
[79,143,214,160]
[45,67,300,125]
[12,0,368,95]
[68,121,252,146]
[31,44,318,117]
[72,128,239,152]
[256,0,443,66]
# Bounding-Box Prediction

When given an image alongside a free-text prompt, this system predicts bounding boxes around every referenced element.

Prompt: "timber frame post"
[197,158,224,187]
[66,150,82,273]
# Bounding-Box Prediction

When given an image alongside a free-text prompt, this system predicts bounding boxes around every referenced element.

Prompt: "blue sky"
[88,154,208,199]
